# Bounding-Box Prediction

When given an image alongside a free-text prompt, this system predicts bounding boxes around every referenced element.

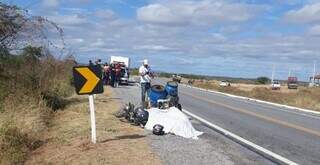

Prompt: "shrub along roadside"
[0,47,76,164]
[0,2,75,164]
[0,121,43,164]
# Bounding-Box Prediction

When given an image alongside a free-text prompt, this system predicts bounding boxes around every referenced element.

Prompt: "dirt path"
[26,87,160,165]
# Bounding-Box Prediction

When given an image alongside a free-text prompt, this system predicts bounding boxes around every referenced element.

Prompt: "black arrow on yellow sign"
[73,65,103,95]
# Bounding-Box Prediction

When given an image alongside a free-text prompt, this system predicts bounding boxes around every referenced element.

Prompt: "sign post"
[73,65,103,144]
[88,95,96,143]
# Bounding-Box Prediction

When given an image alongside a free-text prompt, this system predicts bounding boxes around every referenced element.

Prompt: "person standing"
[139,59,153,108]
[89,60,94,66]
[110,63,116,87]
[95,59,102,66]
[103,63,110,85]
[114,62,122,87]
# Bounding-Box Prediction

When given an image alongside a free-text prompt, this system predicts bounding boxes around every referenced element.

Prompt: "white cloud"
[70,0,91,4]
[283,2,320,24]
[137,4,189,26]
[308,25,320,36]
[34,1,320,80]
[41,0,92,10]
[137,0,265,26]
[90,38,106,47]
[66,37,84,44]
[43,7,320,64]
[48,14,88,26]
[133,45,175,51]
[42,0,59,8]
[94,9,117,21]
[274,0,303,5]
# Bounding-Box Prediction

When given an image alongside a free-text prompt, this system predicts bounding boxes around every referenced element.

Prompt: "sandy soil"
[26,87,161,165]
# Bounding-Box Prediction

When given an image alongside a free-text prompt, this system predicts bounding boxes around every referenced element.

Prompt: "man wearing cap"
[139,59,153,108]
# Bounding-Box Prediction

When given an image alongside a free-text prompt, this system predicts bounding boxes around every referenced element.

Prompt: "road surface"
[112,82,274,165]
[154,78,320,165]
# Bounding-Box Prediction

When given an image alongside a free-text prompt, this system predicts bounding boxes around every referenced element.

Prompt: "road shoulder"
[26,87,161,165]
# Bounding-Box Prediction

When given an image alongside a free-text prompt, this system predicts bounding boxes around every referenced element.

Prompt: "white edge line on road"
[182,109,298,165]
[135,80,297,164]
[181,84,320,115]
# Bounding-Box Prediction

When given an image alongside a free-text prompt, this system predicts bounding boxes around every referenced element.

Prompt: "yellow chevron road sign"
[73,65,103,95]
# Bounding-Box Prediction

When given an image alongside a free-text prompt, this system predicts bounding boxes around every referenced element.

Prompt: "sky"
[3,0,320,81]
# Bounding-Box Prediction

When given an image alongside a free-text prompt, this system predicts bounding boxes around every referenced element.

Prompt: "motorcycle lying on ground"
[115,102,149,127]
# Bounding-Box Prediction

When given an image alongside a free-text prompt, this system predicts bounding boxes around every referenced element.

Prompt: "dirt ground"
[232,83,300,93]
[26,87,161,165]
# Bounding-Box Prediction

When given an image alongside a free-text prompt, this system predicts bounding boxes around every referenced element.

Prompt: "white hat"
[143,59,148,65]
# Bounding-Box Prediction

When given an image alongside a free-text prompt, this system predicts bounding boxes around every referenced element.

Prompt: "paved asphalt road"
[112,82,274,165]
[154,78,320,165]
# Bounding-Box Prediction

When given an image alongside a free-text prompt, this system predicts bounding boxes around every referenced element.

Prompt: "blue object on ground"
[165,81,178,96]
[149,85,167,107]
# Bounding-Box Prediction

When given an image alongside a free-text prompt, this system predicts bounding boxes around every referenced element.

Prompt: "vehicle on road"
[110,56,130,84]
[287,77,298,89]
[219,80,231,87]
[172,74,182,83]
[271,80,281,90]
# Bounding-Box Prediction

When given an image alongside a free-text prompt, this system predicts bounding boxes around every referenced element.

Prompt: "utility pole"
[271,64,275,83]
[288,69,291,77]
[312,61,316,86]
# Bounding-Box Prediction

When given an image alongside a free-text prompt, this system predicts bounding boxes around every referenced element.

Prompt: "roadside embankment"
[0,54,75,164]
[0,53,160,164]
[26,87,161,164]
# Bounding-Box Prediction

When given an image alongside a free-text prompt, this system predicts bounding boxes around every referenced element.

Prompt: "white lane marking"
[181,84,320,116]
[155,79,320,120]
[183,109,299,165]
[189,87,320,120]
[144,79,299,164]
[241,99,320,120]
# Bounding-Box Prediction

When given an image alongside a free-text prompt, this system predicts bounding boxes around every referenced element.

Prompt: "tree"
[256,77,270,84]
[22,46,43,60]
[0,2,66,93]
[0,2,64,52]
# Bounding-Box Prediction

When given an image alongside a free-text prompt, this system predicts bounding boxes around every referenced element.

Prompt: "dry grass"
[1,53,82,164]
[25,87,161,165]
[0,121,43,165]
[191,80,320,112]
[0,51,159,164]
[0,90,54,164]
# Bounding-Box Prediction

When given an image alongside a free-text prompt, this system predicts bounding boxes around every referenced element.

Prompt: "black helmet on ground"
[134,107,149,126]
[153,124,165,136]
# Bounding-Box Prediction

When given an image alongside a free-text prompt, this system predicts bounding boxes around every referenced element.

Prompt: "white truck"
[219,80,231,87]
[271,80,281,90]
[110,56,130,84]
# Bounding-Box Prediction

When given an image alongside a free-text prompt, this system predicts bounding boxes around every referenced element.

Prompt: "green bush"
[256,77,270,84]
[41,90,67,111]
[130,68,139,76]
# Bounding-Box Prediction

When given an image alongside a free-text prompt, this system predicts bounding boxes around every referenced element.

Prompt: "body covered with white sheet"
[145,107,203,139]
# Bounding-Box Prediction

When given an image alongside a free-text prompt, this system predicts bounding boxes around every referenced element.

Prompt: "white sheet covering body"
[145,107,203,139]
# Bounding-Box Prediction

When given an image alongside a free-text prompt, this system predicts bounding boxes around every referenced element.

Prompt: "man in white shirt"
[139,59,153,107]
